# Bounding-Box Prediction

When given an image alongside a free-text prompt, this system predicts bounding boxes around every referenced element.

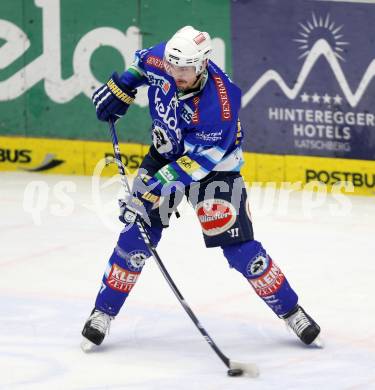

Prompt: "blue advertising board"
[232,0,375,160]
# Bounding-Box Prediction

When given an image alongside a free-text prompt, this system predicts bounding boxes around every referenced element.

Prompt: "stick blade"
[230,360,260,378]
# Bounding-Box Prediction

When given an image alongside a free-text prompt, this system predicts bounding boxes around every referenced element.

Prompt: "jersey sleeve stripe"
[199,146,226,164]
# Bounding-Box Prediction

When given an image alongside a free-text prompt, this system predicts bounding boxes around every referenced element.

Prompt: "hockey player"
[82,26,321,350]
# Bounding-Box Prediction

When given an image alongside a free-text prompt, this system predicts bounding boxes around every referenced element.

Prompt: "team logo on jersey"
[154,89,181,132]
[147,71,171,95]
[126,250,148,271]
[106,263,140,293]
[196,199,237,236]
[247,257,285,297]
[152,119,179,155]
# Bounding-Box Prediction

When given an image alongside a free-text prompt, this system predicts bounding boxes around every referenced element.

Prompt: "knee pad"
[96,223,159,316]
[114,223,165,272]
[103,225,151,294]
[119,221,163,249]
[222,240,266,276]
[106,223,163,286]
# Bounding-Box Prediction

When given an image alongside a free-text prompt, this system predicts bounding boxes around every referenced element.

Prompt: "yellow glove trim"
[107,79,135,104]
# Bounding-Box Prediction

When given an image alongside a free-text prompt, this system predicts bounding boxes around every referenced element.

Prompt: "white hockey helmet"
[164,26,212,75]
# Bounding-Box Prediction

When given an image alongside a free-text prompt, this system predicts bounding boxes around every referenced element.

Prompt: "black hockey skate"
[282,305,321,346]
[81,309,113,352]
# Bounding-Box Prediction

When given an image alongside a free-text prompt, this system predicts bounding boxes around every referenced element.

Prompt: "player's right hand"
[92,72,136,122]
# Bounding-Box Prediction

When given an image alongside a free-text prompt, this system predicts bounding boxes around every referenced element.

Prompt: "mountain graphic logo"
[294,12,349,62]
[242,14,374,109]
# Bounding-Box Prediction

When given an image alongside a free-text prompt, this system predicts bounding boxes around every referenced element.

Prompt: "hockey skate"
[283,305,322,347]
[81,309,113,352]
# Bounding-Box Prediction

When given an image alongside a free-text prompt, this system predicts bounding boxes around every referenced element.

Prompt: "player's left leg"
[222,240,320,345]
[191,171,320,345]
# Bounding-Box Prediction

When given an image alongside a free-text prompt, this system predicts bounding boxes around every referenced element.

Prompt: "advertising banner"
[0,136,147,176]
[232,0,375,161]
[0,0,231,143]
[1,0,374,195]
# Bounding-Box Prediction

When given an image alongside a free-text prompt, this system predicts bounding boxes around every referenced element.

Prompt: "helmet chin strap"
[190,73,204,89]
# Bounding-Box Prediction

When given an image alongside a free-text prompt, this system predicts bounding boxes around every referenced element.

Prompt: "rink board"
[1,136,374,196]
[0,136,148,177]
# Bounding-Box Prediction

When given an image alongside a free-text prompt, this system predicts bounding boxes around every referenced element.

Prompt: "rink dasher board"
[0,135,374,196]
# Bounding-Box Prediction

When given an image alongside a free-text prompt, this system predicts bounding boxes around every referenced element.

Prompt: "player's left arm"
[154,142,227,186]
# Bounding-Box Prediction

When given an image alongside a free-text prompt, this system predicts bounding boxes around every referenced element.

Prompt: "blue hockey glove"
[119,176,163,226]
[92,72,136,122]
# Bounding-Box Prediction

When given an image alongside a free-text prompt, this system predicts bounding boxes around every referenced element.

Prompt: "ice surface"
[1,171,374,390]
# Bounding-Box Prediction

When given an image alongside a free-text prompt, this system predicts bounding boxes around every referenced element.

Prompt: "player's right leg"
[81,146,176,351]
[81,223,162,351]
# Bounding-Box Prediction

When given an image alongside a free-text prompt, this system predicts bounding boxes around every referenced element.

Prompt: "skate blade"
[81,338,97,353]
[312,336,324,348]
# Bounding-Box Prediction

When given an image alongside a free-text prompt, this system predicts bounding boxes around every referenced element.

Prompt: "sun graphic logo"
[294,13,349,61]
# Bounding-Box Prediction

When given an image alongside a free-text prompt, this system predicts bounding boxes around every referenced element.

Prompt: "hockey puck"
[227,368,244,377]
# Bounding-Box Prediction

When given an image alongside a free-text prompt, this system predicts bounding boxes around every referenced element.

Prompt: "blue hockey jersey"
[120,42,244,188]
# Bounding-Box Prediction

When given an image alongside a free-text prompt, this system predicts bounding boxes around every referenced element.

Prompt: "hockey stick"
[108,119,259,378]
